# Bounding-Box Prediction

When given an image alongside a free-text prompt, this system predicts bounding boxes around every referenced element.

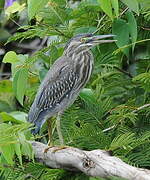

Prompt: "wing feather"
[28,68,78,124]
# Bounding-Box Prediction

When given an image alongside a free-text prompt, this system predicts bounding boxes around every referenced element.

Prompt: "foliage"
[0,0,150,179]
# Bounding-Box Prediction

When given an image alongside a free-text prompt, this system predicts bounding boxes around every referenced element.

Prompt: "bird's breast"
[73,51,93,91]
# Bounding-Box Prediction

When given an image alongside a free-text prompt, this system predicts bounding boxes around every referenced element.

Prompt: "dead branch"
[31,141,150,180]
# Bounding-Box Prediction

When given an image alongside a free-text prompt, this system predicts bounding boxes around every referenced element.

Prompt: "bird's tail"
[28,104,46,135]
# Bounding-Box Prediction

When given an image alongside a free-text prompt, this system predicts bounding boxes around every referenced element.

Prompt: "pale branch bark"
[132,104,150,113]
[31,141,150,180]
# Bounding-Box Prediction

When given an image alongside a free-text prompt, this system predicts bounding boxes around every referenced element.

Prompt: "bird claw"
[44,146,69,153]
[44,145,54,153]
[52,146,69,153]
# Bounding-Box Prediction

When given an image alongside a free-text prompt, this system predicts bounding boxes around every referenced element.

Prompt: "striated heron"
[28,33,116,145]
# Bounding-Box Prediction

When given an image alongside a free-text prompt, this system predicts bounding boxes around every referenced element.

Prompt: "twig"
[120,7,129,17]
[132,104,150,113]
[102,104,150,133]
[9,17,21,28]
[29,70,38,76]
[141,26,150,31]
[102,125,115,133]
[114,66,133,78]
[53,27,70,38]
[100,64,133,78]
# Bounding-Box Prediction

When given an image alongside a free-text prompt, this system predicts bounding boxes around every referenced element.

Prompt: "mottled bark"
[31,141,150,180]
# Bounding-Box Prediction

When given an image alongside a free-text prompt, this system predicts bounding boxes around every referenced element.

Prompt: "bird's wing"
[36,71,78,110]
[28,65,78,124]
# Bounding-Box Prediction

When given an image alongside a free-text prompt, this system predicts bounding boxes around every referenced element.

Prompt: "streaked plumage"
[28,33,116,135]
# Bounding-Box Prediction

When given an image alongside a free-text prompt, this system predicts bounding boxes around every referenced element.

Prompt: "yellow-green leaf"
[13,68,28,106]
[3,51,19,64]
[126,11,137,52]
[111,0,119,18]
[13,143,22,165]
[0,144,15,165]
[98,0,113,20]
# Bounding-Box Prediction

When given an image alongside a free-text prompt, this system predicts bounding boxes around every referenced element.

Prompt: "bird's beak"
[90,34,117,44]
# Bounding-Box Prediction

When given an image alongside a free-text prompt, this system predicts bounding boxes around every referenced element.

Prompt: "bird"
[28,33,116,145]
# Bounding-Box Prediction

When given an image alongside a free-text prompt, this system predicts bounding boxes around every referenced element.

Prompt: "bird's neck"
[64,47,91,58]
[72,49,94,91]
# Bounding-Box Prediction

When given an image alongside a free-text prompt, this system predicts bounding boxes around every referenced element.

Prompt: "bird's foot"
[44,145,70,153]
[44,145,54,153]
[52,145,69,153]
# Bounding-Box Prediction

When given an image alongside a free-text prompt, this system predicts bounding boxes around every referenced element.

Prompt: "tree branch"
[31,141,150,180]
[132,104,150,113]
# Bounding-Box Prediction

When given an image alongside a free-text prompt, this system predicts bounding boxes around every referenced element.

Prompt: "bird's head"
[64,33,116,56]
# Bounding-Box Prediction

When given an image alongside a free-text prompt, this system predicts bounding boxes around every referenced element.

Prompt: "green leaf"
[111,0,119,18]
[39,68,48,82]
[112,18,130,56]
[10,111,28,123]
[0,100,12,112]
[74,27,97,35]
[27,0,49,20]
[126,11,137,52]
[3,51,19,64]
[0,80,12,93]
[0,112,22,124]
[121,0,139,15]
[13,143,22,165]
[0,144,14,165]
[19,133,34,160]
[13,68,28,106]
[80,88,96,104]
[98,0,113,20]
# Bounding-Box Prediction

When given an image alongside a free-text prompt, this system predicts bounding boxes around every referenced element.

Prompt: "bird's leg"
[56,112,64,145]
[51,112,70,153]
[47,118,53,146]
[45,113,69,153]
[44,118,54,153]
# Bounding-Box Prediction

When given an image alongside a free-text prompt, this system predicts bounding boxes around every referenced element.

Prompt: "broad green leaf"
[98,0,113,20]
[27,0,49,20]
[121,0,139,15]
[112,19,130,56]
[0,112,22,124]
[39,68,48,82]
[0,100,12,112]
[3,51,19,63]
[10,111,28,123]
[13,68,28,106]
[19,133,33,159]
[13,143,22,165]
[111,0,119,18]
[126,11,137,52]
[0,112,27,124]
[11,54,28,77]
[0,144,14,165]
